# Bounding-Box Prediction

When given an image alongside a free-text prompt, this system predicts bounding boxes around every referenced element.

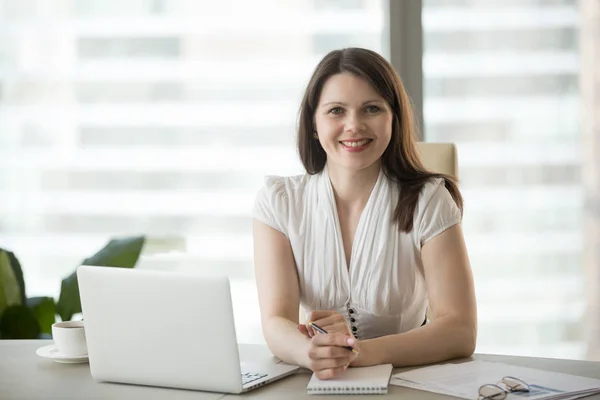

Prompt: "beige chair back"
[416,142,458,179]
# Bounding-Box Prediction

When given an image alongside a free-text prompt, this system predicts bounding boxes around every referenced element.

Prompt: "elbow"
[456,320,477,358]
[460,336,476,359]
[260,314,296,348]
[439,313,477,359]
[260,316,285,358]
[436,312,478,359]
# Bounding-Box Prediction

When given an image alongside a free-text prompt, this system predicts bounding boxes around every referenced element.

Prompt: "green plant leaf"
[0,248,26,305]
[27,297,56,335]
[0,250,22,320]
[0,304,40,339]
[55,236,146,322]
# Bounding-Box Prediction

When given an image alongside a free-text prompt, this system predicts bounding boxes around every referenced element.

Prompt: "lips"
[339,139,372,148]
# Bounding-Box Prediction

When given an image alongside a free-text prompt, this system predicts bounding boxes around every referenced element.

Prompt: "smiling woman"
[252,47,477,381]
[313,72,392,171]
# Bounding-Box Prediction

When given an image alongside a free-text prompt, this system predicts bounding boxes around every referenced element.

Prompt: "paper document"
[391,360,600,400]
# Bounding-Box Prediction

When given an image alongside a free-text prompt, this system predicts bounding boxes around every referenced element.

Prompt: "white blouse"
[252,164,461,340]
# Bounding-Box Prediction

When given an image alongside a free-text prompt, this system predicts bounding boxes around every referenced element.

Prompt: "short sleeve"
[252,176,290,237]
[417,179,462,247]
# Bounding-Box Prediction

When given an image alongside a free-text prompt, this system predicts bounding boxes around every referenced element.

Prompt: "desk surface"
[2,340,600,400]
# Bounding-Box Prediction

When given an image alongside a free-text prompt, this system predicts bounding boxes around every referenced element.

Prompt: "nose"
[344,112,366,133]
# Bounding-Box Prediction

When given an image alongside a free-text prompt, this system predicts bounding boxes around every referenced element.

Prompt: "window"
[77,38,182,59]
[422,0,585,359]
[0,0,387,344]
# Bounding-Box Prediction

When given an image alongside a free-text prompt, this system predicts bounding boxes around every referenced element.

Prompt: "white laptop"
[77,265,300,393]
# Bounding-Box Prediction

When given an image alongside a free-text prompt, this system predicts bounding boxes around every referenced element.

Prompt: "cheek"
[316,117,342,134]
[377,117,393,138]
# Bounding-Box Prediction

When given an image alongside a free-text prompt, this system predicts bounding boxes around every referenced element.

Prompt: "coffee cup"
[52,321,87,357]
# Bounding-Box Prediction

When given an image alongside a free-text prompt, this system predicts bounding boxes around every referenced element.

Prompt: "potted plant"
[0,236,146,339]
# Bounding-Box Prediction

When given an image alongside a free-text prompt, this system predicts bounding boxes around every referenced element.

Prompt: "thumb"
[297,324,310,337]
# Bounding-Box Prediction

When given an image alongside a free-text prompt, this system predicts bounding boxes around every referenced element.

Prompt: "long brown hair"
[297,48,463,233]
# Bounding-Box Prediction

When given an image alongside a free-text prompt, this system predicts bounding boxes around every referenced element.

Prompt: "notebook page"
[306,364,393,395]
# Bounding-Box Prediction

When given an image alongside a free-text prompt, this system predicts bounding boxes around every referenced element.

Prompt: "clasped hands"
[297,310,361,380]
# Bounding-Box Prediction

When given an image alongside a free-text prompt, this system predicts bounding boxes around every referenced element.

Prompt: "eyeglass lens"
[501,376,530,392]
[479,384,507,400]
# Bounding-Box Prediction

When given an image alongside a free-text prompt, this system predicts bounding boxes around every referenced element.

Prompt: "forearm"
[262,315,311,368]
[359,316,477,367]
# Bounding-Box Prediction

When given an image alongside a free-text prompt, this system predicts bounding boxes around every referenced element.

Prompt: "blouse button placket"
[348,307,358,338]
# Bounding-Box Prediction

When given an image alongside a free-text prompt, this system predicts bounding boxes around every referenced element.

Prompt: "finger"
[313,345,354,360]
[303,323,315,338]
[318,322,351,334]
[303,321,318,338]
[310,355,350,373]
[312,332,355,349]
[315,365,348,380]
[349,352,360,366]
[297,324,310,337]
[310,314,345,329]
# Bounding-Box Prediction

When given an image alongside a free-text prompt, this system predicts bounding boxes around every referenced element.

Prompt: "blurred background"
[0,0,598,361]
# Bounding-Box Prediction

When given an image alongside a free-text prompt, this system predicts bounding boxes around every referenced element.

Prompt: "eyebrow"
[320,100,385,107]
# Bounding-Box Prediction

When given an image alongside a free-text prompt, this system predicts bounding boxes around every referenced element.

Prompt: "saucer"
[36,345,89,364]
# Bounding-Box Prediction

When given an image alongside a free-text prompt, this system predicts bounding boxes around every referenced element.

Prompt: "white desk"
[2,340,600,399]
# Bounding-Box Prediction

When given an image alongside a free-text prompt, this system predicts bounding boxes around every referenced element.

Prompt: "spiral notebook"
[306,364,394,395]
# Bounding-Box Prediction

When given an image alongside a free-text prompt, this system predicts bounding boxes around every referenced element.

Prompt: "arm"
[253,220,357,378]
[252,219,310,367]
[354,224,477,367]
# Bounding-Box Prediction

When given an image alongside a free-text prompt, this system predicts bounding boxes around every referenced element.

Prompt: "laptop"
[77,265,300,393]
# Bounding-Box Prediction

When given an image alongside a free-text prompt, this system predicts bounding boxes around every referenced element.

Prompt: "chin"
[335,158,381,172]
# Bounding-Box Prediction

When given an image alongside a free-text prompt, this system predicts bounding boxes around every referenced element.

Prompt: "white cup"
[52,321,87,357]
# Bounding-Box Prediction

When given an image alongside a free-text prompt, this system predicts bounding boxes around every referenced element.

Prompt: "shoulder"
[418,177,449,209]
[414,177,462,246]
[252,173,314,236]
[255,174,311,204]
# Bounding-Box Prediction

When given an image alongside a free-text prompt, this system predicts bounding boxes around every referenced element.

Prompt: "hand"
[304,331,359,380]
[298,310,353,338]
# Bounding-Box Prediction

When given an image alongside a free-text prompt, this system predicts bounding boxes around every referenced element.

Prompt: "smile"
[339,139,372,148]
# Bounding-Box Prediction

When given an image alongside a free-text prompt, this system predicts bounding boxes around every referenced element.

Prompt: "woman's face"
[314,72,393,173]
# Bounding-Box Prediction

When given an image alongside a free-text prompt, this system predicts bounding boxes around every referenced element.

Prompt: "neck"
[326,162,381,213]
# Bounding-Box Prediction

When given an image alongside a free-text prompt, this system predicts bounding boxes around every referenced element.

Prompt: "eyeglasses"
[478,376,530,400]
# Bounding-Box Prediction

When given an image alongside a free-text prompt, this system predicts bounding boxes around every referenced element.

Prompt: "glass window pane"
[423,0,585,359]
[0,0,387,343]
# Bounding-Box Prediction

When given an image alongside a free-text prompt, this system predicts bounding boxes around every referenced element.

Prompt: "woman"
[252,48,477,380]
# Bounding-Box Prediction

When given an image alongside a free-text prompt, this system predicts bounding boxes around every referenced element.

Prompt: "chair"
[416,142,458,178]
[298,142,459,323]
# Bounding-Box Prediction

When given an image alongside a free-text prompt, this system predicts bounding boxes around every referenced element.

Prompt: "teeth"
[341,139,370,147]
